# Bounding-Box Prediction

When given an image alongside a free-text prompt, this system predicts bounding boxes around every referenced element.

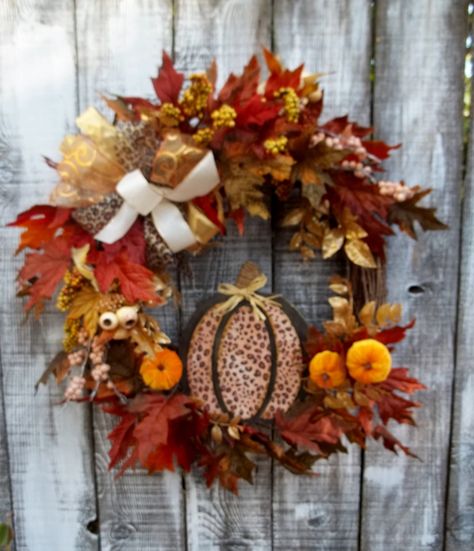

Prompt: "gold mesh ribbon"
[50,108,126,207]
[214,271,281,321]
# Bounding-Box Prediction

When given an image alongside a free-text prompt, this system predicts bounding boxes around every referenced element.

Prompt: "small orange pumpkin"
[346,339,391,384]
[309,351,346,389]
[140,349,183,391]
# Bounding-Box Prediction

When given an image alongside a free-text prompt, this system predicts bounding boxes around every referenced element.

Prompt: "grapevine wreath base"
[9,51,444,492]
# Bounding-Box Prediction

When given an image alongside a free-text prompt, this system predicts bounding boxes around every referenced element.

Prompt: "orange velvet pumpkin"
[309,350,346,388]
[140,349,183,391]
[346,339,391,384]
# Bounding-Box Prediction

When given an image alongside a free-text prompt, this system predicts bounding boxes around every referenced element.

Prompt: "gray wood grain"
[446,17,474,550]
[0,362,13,533]
[0,1,470,550]
[174,1,273,549]
[74,1,187,549]
[360,1,467,550]
[0,1,98,549]
[272,1,373,549]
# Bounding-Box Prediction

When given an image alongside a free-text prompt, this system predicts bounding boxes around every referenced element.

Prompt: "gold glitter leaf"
[344,239,377,268]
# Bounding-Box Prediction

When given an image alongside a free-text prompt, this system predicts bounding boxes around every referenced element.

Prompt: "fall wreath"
[9,51,445,493]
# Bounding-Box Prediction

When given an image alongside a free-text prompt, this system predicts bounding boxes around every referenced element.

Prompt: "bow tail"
[94,202,139,244]
[151,200,197,253]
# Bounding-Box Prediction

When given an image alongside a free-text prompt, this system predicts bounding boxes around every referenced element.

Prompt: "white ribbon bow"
[95,151,220,252]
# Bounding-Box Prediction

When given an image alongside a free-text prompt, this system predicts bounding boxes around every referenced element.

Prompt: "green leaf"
[0,523,13,547]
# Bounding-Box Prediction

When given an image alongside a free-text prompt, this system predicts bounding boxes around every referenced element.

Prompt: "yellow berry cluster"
[158,102,184,127]
[98,293,126,313]
[211,104,237,128]
[56,269,84,311]
[180,73,213,117]
[193,127,214,146]
[63,318,81,352]
[274,87,300,123]
[263,135,288,155]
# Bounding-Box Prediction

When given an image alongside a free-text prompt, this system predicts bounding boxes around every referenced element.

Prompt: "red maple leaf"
[330,172,394,223]
[61,221,95,250]
[199,450,242,494]
[377,393,420,426]
[151,51,184,104]
[321,116,372,138]
[107,394,207,475]
[145,413,205,473]
[357,407,373,435]
[199,451,228,487]
[100,220,146,265]
[263,47,283,75]
[372,424,418,458]
[218,55,261,106]
[304,326,343,357]
[275,406,343,454]
[228,208,245,236]
[192,194,226,234]
[381,368,426,394]
[235,95,280,128]
[363,140,401,161]
[120,96,156,110]
[265,64,304,98]
[130,394,192,456]
[8,205,71,253]
[107,410,137,470]
[19,236,72,310]
[327,172,395,256]
[144,443,175,472]
[94,250,160,304]
[374,319,416,345]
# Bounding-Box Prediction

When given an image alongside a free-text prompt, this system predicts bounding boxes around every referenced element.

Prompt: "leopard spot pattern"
[261,303,304,419]
[216,305,271,419]
[72,192,123,234]
[186,306,223,416]
[144,216,175,270]
[186,301,304,420]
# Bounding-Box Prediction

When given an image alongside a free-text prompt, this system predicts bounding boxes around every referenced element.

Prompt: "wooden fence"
[0,0,471,549]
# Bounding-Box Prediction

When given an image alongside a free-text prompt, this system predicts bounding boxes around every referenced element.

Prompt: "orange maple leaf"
[8,205,71,253]
[19,236,71,310]
[94,250,161,305]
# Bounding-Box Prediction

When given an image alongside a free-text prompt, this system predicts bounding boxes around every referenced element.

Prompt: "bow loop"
[215,272,281,321]
[94,152,220,251]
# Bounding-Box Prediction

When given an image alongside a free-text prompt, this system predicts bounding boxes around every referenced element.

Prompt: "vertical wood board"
[74,1,185,549]
[361,1,467,549]
[174,2,273,549]
[446,19,474,550]
[0,1,98,549]
[0,365,13,533]
[272,2,372,550]
[0,1,470,550]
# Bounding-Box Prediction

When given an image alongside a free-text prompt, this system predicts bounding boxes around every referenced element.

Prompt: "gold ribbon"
[50,108,127,207]
[187,203,220,245]
[214,273,281,321]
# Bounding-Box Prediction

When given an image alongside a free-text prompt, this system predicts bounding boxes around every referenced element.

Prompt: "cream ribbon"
[214,273,281,321]
[94,152,220,251]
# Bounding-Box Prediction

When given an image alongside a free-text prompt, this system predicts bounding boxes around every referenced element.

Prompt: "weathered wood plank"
[0,1,98,549]
[173,1,273,549]
[272,1,372,549]
[0,364,13,533]
[446,20,474,551]
[361,2,467,550]
[74,1,186,549]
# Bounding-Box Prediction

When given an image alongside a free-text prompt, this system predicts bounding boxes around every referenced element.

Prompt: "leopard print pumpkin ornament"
[182,263,307,420]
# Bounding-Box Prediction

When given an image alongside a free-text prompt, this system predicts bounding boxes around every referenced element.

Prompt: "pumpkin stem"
[236,261,263,289]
